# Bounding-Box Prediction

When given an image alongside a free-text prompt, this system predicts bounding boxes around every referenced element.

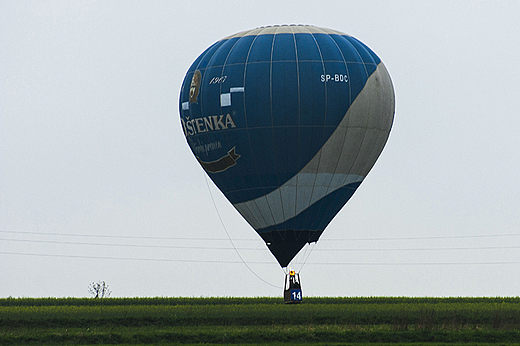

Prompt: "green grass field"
[2,297,520,345]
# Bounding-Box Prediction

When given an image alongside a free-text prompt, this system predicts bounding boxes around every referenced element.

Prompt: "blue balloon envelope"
[179,25,395,267]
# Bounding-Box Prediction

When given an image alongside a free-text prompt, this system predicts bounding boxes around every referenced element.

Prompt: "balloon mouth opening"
[259,230,321,268]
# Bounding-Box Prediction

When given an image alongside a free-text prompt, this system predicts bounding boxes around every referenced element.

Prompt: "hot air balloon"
[179,25,395,270]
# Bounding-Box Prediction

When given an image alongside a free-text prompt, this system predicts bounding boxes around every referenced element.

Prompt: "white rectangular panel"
[220,93,231,107]
[230,87,245,93]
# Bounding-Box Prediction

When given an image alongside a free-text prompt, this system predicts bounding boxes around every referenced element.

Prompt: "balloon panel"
[179,25,394,267]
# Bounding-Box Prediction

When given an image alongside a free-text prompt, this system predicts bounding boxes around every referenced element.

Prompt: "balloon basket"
[283,271,302,304]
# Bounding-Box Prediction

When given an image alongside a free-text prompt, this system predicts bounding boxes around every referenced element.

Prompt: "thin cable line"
[4,230,520,249]
[2,251,519,266]
[0,230,259,241]
[4,229,520,242]
[320,233,520,241]
[292,242,310,271]
[3,237,520,252]
[0,237,264,250]
[0,251,269,264]
[299,242,316,273]
[308,261,520,266]
[312,245,520,252]
[203,174,282,289]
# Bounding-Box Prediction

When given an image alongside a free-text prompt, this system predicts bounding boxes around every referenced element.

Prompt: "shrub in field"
[88,281,111,299]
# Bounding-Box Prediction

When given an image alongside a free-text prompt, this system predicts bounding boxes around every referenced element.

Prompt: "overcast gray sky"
[2,0,520,298]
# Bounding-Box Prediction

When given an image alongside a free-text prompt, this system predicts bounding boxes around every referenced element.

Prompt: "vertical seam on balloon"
[298,27,320,238]
[307,29,332,236]
[300,27,328,242]
[336,37,369,188]
[359,66,385,177]
[293,33,342,232]
[270,27,285,230]
[315,33,356,231]
[381,62,396,131]
[351,38,382,178]
[358,64,393,177]
[254,27,284,224]
[254,26,278,229]
[323,34,351,188]
[291,25,300,226]
[344,37,377,182]
[219,37,251,201]
[236,201,260,230]
[244,28,275,231]
[242,31,270,228]
[229,35,265,224]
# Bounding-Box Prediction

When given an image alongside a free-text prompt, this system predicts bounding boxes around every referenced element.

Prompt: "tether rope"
[203,173,282,289]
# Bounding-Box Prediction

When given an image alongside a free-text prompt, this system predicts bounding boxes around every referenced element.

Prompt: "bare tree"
[88,281,111,298]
